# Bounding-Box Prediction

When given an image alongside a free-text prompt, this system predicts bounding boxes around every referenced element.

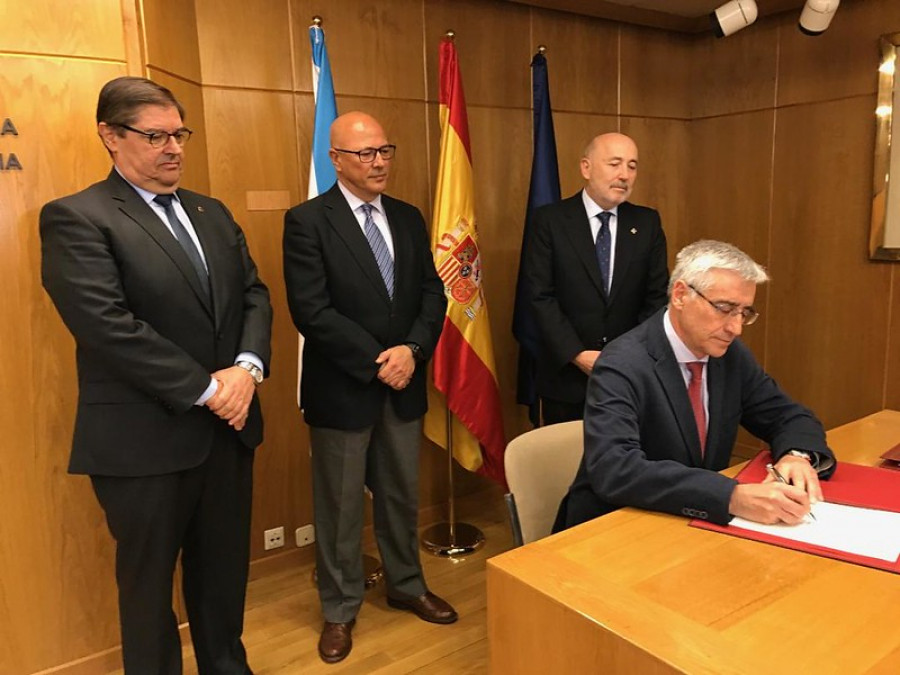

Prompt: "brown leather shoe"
[318,619,355,664]
[387,591,458,624]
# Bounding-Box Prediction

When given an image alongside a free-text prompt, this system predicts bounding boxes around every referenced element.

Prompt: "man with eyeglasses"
[554,240,835,532]
[283,112,453,664]
[40,76,272,674]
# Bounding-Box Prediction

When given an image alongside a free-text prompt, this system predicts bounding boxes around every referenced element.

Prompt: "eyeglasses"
[688,284,759,325]
[117,124,193,148]
[332,144,396,163]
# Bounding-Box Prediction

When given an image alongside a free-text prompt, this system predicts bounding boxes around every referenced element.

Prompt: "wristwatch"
[788,449,814,464]
[236,360,264,385]
[405,342,424,363]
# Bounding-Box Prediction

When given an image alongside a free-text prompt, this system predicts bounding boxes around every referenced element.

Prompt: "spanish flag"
[424,37,506,485]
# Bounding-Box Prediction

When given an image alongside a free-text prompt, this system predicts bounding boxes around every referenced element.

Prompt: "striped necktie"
[361,203,394,298]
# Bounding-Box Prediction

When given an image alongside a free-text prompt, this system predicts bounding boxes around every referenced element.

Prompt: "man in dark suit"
[555,240,835,531]
[283,112,455,664]
[40,77,272,675]
[524,132,669,424]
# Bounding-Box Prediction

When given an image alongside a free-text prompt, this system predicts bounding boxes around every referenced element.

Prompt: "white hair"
[669,240,769,295]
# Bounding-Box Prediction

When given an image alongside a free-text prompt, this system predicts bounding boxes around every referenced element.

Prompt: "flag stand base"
[420,522,485,557]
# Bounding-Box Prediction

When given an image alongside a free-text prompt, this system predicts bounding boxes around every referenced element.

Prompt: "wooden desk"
[487,410,900,675]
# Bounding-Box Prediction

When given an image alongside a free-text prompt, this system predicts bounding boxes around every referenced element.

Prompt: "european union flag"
[512,51,560,426]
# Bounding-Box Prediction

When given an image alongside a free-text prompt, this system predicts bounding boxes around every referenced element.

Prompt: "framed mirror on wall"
[872,32,900,261]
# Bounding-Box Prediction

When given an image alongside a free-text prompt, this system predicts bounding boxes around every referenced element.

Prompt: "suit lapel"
[323,186,392,305]
[704,356,726,468]
[608,202,636,305]
[648,316,704,466]
[561,195,605,297]
[177,190,218,319]
[106,172,213,318]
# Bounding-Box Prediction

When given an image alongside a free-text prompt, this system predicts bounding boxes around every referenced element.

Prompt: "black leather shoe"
[387,591,458,624]
[318,619,355,663]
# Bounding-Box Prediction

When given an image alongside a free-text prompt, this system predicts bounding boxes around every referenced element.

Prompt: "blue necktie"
[154,194,210,298]
[595,211,612,294]
[361,203,394,298]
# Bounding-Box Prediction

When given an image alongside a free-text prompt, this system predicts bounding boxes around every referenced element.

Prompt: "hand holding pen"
[766,462,818,521]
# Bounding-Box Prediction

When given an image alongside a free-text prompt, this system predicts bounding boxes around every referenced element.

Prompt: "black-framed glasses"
[117,124,193,148]
[688,284,759,325]
[333,144,396,163]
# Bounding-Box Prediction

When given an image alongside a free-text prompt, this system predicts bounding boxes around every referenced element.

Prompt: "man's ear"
[328,149,340,171]
[670,280,688,310]
[98,123,118,153]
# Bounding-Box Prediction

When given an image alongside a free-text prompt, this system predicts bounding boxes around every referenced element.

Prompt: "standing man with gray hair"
[554,240,835,531]
[524,132,669,425]
[41,76,272,674]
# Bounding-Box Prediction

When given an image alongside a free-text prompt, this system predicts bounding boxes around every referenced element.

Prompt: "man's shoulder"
[601,313,663,362]
[534,192,582,218]
[619,200,661,222]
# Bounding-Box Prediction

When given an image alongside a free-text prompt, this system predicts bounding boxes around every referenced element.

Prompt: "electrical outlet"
[296,524,315,547]
[264,526,284,550]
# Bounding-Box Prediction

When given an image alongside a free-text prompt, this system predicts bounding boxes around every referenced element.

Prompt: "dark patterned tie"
[595,211,612,294]
[687,361,707,456]
[361,203,394,298]
[154,194,210,297]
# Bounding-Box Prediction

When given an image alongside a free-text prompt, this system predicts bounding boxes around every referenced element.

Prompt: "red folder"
[691,450,900,573]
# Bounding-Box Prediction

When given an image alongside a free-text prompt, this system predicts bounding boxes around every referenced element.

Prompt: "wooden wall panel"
[143,0,202,83]
[620,116,689,261]
[424,0,532,109]
[290,0,426,100]
[621,25,692,120]
[0,56,125,674]
[692,19,778,119]
[769,97,890,428]
[0,0,125,59]
[202,86,306,558]
[531,8,618,115]
[195,0,293,90]
[776,0,900,108]
[466,105,533,441]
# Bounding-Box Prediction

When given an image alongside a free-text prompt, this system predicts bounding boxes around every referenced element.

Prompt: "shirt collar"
[337,180,384,215]
[663,309,709,365]
[581,189,618,220]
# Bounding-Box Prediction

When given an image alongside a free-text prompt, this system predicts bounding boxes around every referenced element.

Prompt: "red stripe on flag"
[433,318,506,485]
[438,39,472,161]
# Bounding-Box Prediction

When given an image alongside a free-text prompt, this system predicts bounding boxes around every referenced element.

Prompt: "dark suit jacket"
[558,309,835,528]
[525,192,669,403]
[40,170,272,477]
[282,184,446,429]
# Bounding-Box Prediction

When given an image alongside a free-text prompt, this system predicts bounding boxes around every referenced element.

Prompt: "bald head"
[329,111,392,201]
[580,132,639,209]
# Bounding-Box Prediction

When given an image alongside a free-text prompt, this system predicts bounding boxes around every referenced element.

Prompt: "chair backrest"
[504,420,584,546]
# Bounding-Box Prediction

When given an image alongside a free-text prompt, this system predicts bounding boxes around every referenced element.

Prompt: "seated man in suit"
[525,132,669,425]
[555,240,835,531]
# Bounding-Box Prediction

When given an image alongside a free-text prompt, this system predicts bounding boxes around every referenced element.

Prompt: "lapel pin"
[197,206,205,213]
[630,228,637,234]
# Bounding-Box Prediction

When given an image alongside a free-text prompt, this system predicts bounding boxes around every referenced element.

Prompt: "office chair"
[504,420,584,547]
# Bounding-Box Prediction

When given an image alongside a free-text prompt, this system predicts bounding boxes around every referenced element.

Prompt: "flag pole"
[420,401,485,557]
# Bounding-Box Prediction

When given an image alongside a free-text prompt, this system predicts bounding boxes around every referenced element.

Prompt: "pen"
[766,462,817,521]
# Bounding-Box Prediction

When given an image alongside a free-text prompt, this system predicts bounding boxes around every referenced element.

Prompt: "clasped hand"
[729,455,823,525]
[376,345,415,391]
[205,365,256,430]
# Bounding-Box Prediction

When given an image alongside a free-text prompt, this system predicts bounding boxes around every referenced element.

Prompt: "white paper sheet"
[729,502,900,563]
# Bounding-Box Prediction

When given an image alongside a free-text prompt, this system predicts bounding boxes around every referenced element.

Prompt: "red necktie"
[686,362,706,455]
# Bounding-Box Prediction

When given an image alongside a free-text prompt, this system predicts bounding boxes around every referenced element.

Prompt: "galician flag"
[424,37,506,485]
[298,21,338,406]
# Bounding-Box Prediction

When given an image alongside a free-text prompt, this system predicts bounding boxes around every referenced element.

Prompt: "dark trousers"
[92,426,254,675]
[310,398,427,624]
[541,397,585,425]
